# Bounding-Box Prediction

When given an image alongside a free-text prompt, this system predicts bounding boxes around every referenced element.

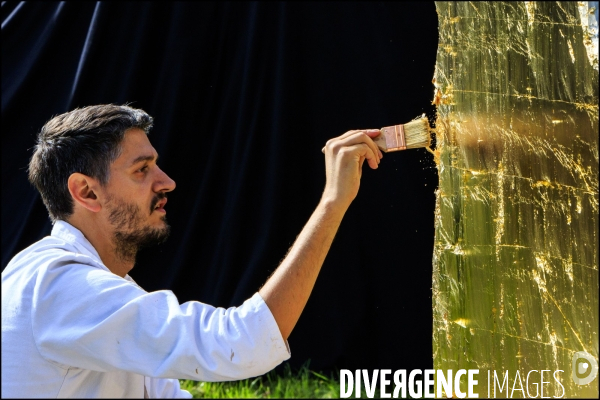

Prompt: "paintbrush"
[321,114,432,154]
[372,114,431,153]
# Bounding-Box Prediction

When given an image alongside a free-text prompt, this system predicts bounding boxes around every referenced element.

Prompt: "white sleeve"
[145,376,192,398]
[32,261,291,381]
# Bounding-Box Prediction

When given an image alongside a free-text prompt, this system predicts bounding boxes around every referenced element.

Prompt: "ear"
[67,173,102,213]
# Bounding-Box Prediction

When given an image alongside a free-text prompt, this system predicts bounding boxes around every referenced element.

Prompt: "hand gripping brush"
[321,114,432,154]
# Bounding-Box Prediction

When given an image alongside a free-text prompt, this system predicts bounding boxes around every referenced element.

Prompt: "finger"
[324,140,383,158]
[335,129,363,141]
[336,129,381,143]
[363,129,383,158]
[323,129,382,157]
[323,130,359,153]
[363,129,381,138]
[335,131,381,165]
[344,142,378,169]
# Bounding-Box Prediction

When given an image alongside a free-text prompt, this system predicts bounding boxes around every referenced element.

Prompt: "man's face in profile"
[102,128,176,260]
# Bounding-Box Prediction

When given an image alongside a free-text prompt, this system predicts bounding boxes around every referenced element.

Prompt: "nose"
[154,166,176,193]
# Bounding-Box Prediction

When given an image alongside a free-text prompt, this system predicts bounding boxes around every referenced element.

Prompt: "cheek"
[104,184,147,207]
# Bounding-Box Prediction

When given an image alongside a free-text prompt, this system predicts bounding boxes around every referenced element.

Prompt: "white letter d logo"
[572,351,599,385]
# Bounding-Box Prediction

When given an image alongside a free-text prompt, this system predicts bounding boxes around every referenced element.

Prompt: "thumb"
[364,129,381,138]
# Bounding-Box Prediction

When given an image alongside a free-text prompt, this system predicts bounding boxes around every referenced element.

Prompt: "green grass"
[179,362,426,398]
[179,362,341,398]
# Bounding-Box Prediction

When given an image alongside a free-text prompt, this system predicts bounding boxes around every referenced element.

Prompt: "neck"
[67,214,135,278]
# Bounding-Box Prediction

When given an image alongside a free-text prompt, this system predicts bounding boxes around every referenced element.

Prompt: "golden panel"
[432,2,598,398]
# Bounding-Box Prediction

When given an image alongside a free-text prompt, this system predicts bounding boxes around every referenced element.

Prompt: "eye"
[137,165,149,173]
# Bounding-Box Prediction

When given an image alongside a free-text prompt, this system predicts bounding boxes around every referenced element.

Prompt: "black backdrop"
[2,1,439,374]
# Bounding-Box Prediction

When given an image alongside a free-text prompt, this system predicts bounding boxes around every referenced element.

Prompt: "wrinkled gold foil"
[432,2,598,398]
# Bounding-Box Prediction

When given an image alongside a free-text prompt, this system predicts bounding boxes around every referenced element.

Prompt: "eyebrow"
[130,154,159,166]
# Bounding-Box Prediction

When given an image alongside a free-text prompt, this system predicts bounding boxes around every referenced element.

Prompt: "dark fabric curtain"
[2,1,439,372]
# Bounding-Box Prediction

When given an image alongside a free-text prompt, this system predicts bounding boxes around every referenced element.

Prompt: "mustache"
[150,192,167,213]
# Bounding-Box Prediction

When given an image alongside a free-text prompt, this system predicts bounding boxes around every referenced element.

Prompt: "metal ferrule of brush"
[381,124,407,152]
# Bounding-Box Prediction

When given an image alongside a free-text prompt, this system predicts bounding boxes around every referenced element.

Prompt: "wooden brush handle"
[374,124,406,152]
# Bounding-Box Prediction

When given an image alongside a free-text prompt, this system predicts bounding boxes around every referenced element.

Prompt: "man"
[1,104,382,398]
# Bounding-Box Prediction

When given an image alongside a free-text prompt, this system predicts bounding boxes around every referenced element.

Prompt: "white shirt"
[1,221,290,398]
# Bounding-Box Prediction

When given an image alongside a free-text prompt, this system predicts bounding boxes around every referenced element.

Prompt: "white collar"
[51,220,102,260]
[50,220,137,284]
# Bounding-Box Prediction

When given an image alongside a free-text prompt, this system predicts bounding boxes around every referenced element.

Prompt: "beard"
[105,193,171,263]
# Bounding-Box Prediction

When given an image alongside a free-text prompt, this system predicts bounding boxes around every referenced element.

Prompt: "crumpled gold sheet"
[432,2,598,397]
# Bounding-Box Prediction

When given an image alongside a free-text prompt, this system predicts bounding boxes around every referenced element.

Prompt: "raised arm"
[258,129,382,340]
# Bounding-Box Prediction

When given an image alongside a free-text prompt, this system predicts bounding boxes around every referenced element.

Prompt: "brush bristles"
[404,116,431,149]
